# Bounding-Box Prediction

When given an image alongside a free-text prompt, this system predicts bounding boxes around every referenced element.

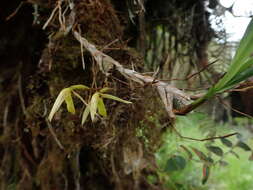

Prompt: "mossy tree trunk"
[0,1,161,189]
[0,0,215,189]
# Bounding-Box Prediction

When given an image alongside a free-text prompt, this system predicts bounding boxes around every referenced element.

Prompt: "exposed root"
[46,119,65,150]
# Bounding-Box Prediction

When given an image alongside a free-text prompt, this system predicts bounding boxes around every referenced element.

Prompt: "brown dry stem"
[73,31,191,120]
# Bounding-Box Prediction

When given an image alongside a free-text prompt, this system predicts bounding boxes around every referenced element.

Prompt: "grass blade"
[232,19,253,66]
[214,19,253,91]
[191,18,253,108]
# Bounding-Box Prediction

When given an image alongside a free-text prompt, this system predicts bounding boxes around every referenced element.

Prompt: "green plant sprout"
[181,18,253,113]
[48,85,132,124]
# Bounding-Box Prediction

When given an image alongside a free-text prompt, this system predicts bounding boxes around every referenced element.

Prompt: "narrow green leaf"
[236,141,251,151]
[97,98,107,117]
[69,84,90,90]
[90,93,100,121]
[214,19,253,91]
[100,94,132,104]
[232,18,253,66]
[99,87,112,93]
[235,57,253,75]
[206,146,223,157]
[230,65,253,84]
[64,89,75,114]
[164,155,186,172]
[219,61,253,92]
[220,138,233,147]
[191,19,253,105]
[72,91,87,105]
[81,105,90,125]
[202,164,210,184]
[48,88,68,121]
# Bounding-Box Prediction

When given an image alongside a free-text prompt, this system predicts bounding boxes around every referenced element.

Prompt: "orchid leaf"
[99,87,112,93]
[100,94,132,104]
[64,89,75,114]
[69,84,90,90]
[97,98,107,117]
[90,92,100,121]
[48,88,68,121]
[81,105,90,125]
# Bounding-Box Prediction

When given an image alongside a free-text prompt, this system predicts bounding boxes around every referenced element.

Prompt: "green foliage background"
[153,113,253,190]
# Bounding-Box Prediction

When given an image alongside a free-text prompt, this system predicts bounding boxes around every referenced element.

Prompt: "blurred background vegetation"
[153,113,253,190]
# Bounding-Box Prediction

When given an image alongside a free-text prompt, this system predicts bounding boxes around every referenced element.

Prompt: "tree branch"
[73,31,191,119]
